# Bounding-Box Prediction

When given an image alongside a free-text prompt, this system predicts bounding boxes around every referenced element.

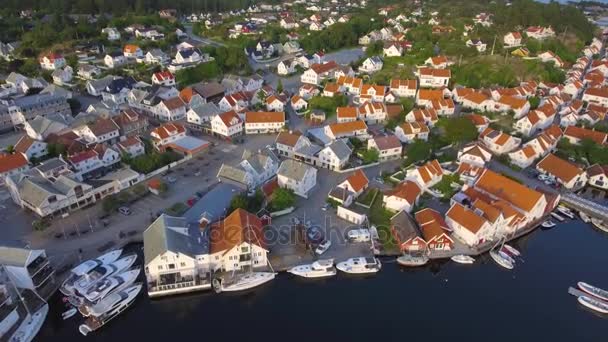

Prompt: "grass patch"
[368,194,397,250]
[356,188,378,207]
[433,174,463,200]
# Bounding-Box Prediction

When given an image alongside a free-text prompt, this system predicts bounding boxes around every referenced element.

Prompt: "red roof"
[154,71,175,81]
[151,122,186,140]
[0,153,28,173]
[68,149,98,164]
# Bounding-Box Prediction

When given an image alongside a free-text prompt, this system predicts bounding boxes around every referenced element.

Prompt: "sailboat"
[489,238,514,270]
[212,215,276,293]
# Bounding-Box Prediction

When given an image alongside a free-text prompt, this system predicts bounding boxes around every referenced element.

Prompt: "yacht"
[79,284,142,335]
[490,250,513,270]
[551,212,565,222]
[60,249,122,295]
[212,272,276,293]
[71,254,137,297]
[591,218,608,233]
[336,257,381,274]
[557,206,575,219]
[451,255,475,264]
[577,295,608,314]
[396,253,429,267]
[541,220,556,228]
[80,268,141,304]
[288,260,336,278]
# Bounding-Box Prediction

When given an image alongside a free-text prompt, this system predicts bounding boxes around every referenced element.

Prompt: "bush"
[127,151,182,174]
[269,188,296,212]
[175,61,221,86]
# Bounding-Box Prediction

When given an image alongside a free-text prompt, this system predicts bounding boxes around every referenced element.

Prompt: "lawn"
[368,194,397,250]
[432,174,463,200]
[356,188,379,208]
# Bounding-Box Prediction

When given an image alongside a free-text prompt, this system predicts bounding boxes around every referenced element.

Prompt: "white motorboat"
[212,272,276,293]
[80,283,142,318]
[578,282,608,301]
[502,244,521,257]
[557,206,575,219]
[490,250,514,270]
[541,220,556,228]
[591,218,608,233]
[397,253,429,267]
[288,259,336,278]
[79,284,142,335]
[577,295,608,314]
[61,308,77,320]
[551,212,565,222]
[499,250,516,264]
[336,257,381,274]
[451,255,475,264]
[81,268,141,304]
[579,211,591,223]
[60,249,122,295]
[71,254,137,296]
[9,304,49,342]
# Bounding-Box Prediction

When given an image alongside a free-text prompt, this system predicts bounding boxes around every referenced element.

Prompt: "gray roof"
[0,246,42,267]
[13,172,86,208]
[40,84,71,99]
[87,75,116,92]
[390,210,420,243]
[294,143,322,157]
[189,102,221,119]
[325,140,352,160]
[27,114,70,138]
[12,93,65,110]
[278,159,314,182]
[192,82,224,99]
[242,147,279,175]
[183,183,240,224]
[35,157,68,173]
[143,214,207,264]
[217,164,248,184]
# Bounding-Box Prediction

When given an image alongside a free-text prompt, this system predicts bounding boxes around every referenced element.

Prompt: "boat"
[288,259,336,278]
[336,257,382,274]
[61,308,77,320]
[551,212,565,222]
[397,253,429,267]
[489,250,513,270]
[79,283,141,318]
[591,218,608,233]
[499,250,516,264]
[212,272,276,293]
[577,295,608,314]
[541,220,556,228]
[9,304,49,342]
[579,211,591,223]
[60,249,123,295]
[78,284,142,336]
[71,254,137,297]
[80,268,141,304]
[502,244,521,257]
[557,207,575,219]
[578,282,608,301]
[451,255,475,264]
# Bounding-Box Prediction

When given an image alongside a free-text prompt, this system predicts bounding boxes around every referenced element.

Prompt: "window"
[157,265,163,270]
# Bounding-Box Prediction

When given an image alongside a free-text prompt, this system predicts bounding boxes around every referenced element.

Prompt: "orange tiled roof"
[474,169,544,212]
[537,153,584,183]
[0,153,28,173]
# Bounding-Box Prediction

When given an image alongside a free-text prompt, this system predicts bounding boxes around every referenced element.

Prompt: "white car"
[315,240,332,255]
[538,174,549,181]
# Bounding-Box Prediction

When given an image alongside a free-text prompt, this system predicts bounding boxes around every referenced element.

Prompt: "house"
[479,127,521,155]
[102,27,121,41]
[104,52,127,68]
[405,108,438,127]
[154,97,187,121]
[503,32,522,47]
[0,246,55,291]
[325,120,368,140]
[266,95,286,112]
[359,56,383,73]
[445,202,493,247]
[180,82,225,106]
[218,148,280,190]
[587,164,608,190]
[390,79,417,98]
[150,122,186,149]
[323,83,341,97]
[466,39,487,52]
[152,71,176,86]
[391,210,427,253]
[277,59,297,75]
[383,42,404,57]
[358,102,387,123]
[218,92,250,112]
[495,95,530,118]
[275,130,311,158]
[14,135,47,160]
[301,61,339,85]
[299,84,320,100]
[317,140,352,170]
[359,85,386,103]
[143,214,211,297]
[395,122,430,143]
[117,136,145,158]
[51,66,73,86]
[211,111,243,139]
[508,127,561,168]
[416,88,448,107]
[337,76,363,95]
[143,49,170,65]
[461,91,494,112]
[582,87,608,107]
[424,56,451,69]
[284,42,301,55]
[0,153,29,179]
[0,42,19,61]
[39,53,65,70]
[536,154,588,189]
[186,102,222,128]
[383,180,421,212]
[514,104,555,136]
[280,18,299,29]
[417,68,450,88]
[368,135,402,161]
[333,169,369,202]
[75,118,120,144]
[309,22,325,31]
[123,44,143,59]
[277,159,317,198]
[457,142,492,166]
[77,64,101,80]
[526,26,555,40]
[538,51,564,68]
[563,126,607,145]
[245,111,285,134]
[406,160,445,189]
[511,47,531,58]
[209,209,268,272]
[290,96,308,112]
[114,108,149,137]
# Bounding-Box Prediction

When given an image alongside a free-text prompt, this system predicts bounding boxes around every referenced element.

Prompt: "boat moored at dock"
[212,272,276,293]
[490,250,514,270]
[80,268,141,304]
[288,260,336,278]
[79,284,142,335]
[578,211,591,223]
[451,255,475,264]
[60,250,123,296]
[577,295,608,314]
[591,218,608,233]
[396,253,429,267]
[541,220,556,228]
[71,254,137,297]
[336,257,381,274]
[557,206,575,219]
[551,212,565,222]
[578,282,608,301]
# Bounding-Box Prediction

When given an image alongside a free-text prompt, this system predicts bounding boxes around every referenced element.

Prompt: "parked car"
[538,174,549,181]
[118,206,131,216]
[321,203,330,211]
[166,176,177,183]
[374,177,384,184]
[315,240,332,255]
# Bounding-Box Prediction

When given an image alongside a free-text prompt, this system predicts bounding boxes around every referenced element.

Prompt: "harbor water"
[38,219,607,342]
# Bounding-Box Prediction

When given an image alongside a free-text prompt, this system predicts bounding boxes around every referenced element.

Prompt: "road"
[183,23,226,48]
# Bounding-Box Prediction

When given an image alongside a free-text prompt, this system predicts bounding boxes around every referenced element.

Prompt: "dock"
[561,193,608,221]
[568,286,587,298]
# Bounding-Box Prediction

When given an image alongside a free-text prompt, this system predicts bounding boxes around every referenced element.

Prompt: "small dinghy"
[502,244,520,257]
[451,255,475,264]
[541,220,556,228]
[396,253,429,267]
[578,295,608,314]
[557,206,575,219]
[62,308,77,320]
[578,282,608,301]
[551,212,565,222]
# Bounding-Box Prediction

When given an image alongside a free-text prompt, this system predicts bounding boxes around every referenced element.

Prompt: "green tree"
[443,117,478,146]
[405,139,432,165]
[5,145,14,154]
[361,148,380,164]
[276,79,283,93]
[270,188,295,211]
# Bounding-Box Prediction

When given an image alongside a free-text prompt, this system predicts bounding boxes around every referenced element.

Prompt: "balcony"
[26,256,49,277]
[147,273,210,296]
[31,264,54,288]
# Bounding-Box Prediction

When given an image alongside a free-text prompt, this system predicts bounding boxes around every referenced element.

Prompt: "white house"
[265,95,286,112]
[390,79,417,98]
[290,95,308,112]
[395,122,430,143]
[503,32,522,47]
[317,140,352,171]
[14,135,48,160]
[211,111,243,139]
[39,53,65,70]
[152,71,176,86]
[102,27,121,40]
[277,159,317,198]
[445,202,494,247]
[0,246,55,291]
[536,153,588,190]
[383,180,421,213]
[406,159,445,189]
[244,111,285,134]
[368,135,402,161]
[582,87,608,107]
[417,67,450,88]
[300,61,339,85]
[123,45,144,59]
[587,164,608,190]
[104,52,127,68]
[359,56,383,73]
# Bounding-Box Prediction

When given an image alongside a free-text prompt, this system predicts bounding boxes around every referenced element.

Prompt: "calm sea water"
[38,220,607,342]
